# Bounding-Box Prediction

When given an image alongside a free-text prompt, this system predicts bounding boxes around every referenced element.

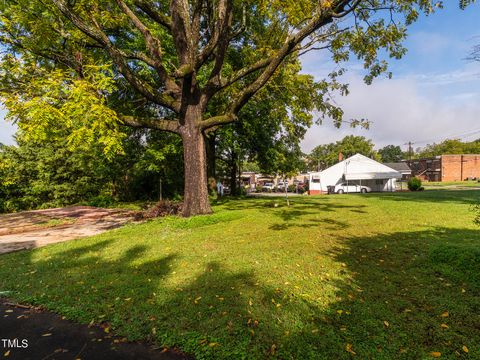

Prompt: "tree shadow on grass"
[0,227,479,359]
[269,218,349,231]
[365,189,480,205]
[219,197,366,227]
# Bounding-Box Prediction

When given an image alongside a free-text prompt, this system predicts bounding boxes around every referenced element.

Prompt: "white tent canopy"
[309,154,402,194]
[342,156,402,180]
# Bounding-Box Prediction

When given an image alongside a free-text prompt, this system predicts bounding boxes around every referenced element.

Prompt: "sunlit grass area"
[1,190,479,359]
[423,181,480,187]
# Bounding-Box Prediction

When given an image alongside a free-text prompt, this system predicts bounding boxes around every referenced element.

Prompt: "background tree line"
[307,137,480,171]
[3,130,479,213]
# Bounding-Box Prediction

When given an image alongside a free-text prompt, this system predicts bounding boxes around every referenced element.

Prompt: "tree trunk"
[206,132,216,180]
[229,150,238,196]
[181,118,212,217]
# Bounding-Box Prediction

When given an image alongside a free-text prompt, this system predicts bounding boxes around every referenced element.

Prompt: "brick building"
[408,154,480,182]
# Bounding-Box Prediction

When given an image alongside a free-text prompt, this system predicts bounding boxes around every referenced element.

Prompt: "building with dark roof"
[408,155,480,182]
[383,162,412,180]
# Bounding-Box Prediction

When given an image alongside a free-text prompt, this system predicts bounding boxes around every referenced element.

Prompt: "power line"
[405,128,480,147]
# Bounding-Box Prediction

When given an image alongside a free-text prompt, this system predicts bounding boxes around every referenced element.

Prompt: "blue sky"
[1,3,480,152]
[301,3,480,152]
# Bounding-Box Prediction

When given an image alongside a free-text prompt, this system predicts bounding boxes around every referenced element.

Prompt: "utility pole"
[159,178,163,202]
[404,142,414,161]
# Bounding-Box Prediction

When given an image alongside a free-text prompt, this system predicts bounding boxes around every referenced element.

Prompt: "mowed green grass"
[423,181,480,188]
[1,190,479,359]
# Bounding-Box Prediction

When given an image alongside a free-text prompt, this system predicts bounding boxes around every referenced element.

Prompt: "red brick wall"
[441,155,480,181]
[308,190,326,195]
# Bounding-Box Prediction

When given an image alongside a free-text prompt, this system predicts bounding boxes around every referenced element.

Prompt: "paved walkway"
[0,298,188,359]
[0,206,136,255]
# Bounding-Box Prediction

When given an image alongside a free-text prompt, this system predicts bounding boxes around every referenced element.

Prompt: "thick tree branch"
[134,0,172,31]
[115,0,179,94]
[201,113,237,130]
[195,0,232,70]
[169,0,194,66]
[51,0,180,112]
[120,115,180,133]
[229,6,342,115]
[116,0,163,62]
[219,57,272,89]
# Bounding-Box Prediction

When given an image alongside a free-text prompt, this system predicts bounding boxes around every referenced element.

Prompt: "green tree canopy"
[416,139,480,158]
[308,135,377,170]
[379,145,404,162]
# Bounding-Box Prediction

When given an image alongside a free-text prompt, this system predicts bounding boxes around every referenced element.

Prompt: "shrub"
[88,195,115,208]
[287,184,296,193]
[407,177,422,191]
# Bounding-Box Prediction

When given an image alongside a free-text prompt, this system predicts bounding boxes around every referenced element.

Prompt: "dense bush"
[407,177,423,191]
[88,195,115,208]
[0,129,185,213]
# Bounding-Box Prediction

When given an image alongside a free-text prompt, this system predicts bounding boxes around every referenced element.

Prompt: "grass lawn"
[423,181,480,188]
[1,190,479,359]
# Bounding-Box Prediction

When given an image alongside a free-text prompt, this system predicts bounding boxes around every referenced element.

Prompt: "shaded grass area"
[0,190,479,359]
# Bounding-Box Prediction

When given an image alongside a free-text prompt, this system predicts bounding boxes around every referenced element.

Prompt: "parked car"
[334,182,371,194]
[262,182,275,192]
[276,181,289,191]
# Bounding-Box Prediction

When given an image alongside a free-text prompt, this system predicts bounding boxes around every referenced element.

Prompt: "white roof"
[311,154,402,180]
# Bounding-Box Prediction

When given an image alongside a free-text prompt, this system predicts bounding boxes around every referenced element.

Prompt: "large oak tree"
[0,0,453,216]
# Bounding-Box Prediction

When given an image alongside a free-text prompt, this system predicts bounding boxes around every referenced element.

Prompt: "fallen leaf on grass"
[269,344,276,356]
[440,311,449,318]
[383,321,390,328]
[208,342,219,347]
[345,343,356,355]
[430,351,441,358]
[440,323,449,329]
[3,350,10,357]
[42,333,52,337]
[462,345,468,353]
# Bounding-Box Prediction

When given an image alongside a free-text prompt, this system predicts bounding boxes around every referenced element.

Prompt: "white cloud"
[301,69,480,152]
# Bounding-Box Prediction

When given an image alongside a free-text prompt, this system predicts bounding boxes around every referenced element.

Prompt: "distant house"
[308,154,402,195]
[383,162,412,181]
[408,155,480,182]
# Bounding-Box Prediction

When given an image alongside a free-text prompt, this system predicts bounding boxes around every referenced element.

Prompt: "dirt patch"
[0,298,189,360]
[0,206,137,255]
